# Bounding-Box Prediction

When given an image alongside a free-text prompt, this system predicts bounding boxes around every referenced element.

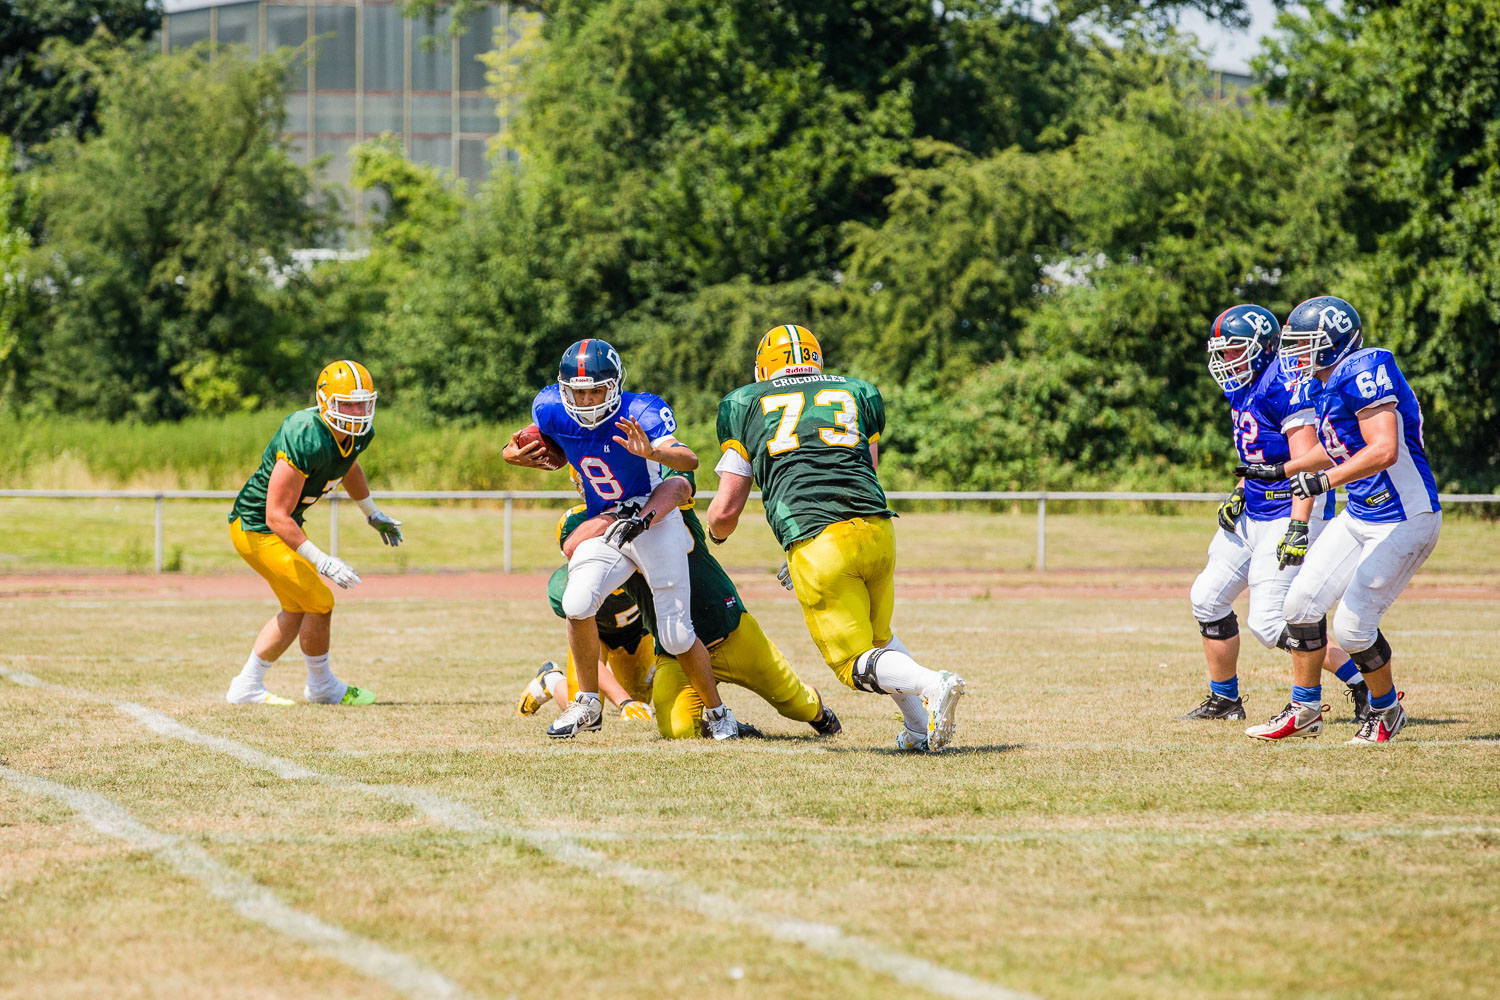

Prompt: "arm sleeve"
[276,419,323,478]
[715,449,754,477]
[716,395,750,461]
[857,382,887,442]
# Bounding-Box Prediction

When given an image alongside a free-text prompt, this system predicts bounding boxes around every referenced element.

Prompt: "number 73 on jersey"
[762,390,860,455]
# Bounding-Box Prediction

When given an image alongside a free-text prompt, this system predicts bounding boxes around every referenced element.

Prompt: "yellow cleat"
[264,692,295,706]
[339,685,376,706]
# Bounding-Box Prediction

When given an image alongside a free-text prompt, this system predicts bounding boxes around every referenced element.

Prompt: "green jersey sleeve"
[228,409,374,533]
[852,379,886,442]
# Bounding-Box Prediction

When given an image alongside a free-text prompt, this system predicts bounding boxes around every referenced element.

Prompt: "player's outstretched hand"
[1290,470,1331,499]
[776,561,794,592]
[1277,519,1310,570]
[367,510,404,546]
[612,416,653,458]
[604,508,656,547]
[317,553,362,589]
[1216,486,1245,532]
[1235,462,1286,481]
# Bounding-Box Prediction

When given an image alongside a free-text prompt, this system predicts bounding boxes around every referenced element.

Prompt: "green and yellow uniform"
[555,477,822,738]
[228,408,373,613]
[716,373,896,687]
[547,511,656,703]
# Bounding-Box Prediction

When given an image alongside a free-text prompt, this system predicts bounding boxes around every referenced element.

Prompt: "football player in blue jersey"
[503,339,739,740]
[1182,305,1367,722]
[1239,296,1442,744]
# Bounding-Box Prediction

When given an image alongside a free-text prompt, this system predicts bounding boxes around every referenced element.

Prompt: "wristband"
[295,539,329,566]
[708,529,726,545]
[354,496,379,517]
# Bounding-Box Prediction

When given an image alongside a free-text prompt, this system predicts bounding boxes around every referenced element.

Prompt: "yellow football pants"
[564,637,656,704]
[786,515,896,688]
[652,611,822,739]
[230,517,335,614]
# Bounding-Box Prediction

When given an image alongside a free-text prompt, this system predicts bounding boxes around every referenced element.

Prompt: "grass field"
[2,511,1498,999]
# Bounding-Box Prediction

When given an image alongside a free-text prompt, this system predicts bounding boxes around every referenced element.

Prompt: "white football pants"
[1190,513,1331,648]
[561,506,697,655]
[1281,510,1441,653]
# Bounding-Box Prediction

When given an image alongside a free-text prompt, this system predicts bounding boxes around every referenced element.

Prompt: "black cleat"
[1179,692,1247,720]
[735,720,765,738]
[1344,680,1372,723]
[810,705,842,736]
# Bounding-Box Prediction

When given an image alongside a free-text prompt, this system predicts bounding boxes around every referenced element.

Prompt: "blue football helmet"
[558,338,625,428]
[1279,296,1362,379]
[1206,304,1281,391]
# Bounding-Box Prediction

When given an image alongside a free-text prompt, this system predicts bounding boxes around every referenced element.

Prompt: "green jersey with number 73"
[716,373,893,549]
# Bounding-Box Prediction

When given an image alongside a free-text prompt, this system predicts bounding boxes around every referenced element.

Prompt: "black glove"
[1290,470,1331,499]
[1217,486,1246,532]
[1235,462,1286,481]
[1277,519,1310,569]
[604,508,656,546]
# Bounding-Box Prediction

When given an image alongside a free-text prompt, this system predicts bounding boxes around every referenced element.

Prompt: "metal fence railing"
[1,489,1496,574]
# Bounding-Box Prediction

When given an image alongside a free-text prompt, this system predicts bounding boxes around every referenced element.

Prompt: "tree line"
[3,1,1497,492]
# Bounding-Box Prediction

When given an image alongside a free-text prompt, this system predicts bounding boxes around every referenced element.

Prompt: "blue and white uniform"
[1282,350,1442,652]
[532,385,700,655]
[533,386,681,516]
[1191,364,1334,647]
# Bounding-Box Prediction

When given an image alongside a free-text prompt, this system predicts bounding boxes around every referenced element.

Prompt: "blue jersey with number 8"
[1315,348,1439,523]
[532,386,680,516]
[1226,363,1335,521]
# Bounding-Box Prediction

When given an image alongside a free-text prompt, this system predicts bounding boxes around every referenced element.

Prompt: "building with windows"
[159,0,521,224]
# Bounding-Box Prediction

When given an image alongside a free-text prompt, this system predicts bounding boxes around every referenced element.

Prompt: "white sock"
[890,692,928,733]
[860,636,941,697]
[237,653,271,685]
[304,652,335,689]
[545,670,568,705]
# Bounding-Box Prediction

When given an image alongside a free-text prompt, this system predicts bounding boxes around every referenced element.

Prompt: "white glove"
[776,561,794,592]
[356,497,403,546]
[296,540,362,589]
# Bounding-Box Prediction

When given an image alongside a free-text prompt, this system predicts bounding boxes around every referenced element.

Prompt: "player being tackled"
[706,325,965,752]
[224,361,401,707]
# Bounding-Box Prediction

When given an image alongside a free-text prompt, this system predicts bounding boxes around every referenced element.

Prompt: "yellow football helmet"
[315,360,377,436]
[754,324,824,382]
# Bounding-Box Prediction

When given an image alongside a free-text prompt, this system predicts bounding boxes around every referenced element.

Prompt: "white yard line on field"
[0,763,468,1000]
[0,666,1037,1000]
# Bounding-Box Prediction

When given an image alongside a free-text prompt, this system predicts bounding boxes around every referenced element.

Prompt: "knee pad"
[1196,612,1239,641]
[1350,631,1392,673]
[655,611,696,656]
[1280,618,1327,652]
[850,648,888,694]
[560,582,601,621]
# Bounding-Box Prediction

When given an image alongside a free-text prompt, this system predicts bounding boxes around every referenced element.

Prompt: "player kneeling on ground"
[706,325,963,752]
[550,471,839,739]
[224,361,401,706]
[1183,304,1368,722]
[1240,296,1442,744]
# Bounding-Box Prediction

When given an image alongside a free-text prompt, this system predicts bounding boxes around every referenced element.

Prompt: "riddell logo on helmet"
[1319,306,1354,334]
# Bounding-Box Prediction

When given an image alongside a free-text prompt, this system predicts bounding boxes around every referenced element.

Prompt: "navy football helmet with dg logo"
[558,338,625,428]
[1279,296,1362,379]
[1206,304,1281,391]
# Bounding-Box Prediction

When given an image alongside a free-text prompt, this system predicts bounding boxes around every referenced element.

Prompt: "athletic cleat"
[225,679,294,706]
[1346,695,1406,745]
[895,728,929,752]
[734,719,765,738]
[547,695,603,738]
[517,661,563,716]
[1344,680,1372,723]
[338,685,376,706]
[1178,692,1247,720]
[1246,701,1327,741]
[703,704,740,741]
[809,704,842,737]
[924,671,965,752]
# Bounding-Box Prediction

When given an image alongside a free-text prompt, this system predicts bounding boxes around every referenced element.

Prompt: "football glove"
[1217,486,1245,532]
[604,508,656,547]
[1235,462,1286,481]
[1290,470,1331,499]
[1277,519,1310,570]
[366,510,403,546]
[776,560,794,591]
[618,699,654,722]
[296,540,361,589]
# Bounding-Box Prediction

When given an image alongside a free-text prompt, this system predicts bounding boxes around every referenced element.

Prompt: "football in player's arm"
[503,338,739,740]
[1238,296,1442,744]
[1183,306,1365,725]
[705,325,965,752]
[224,361,403,707]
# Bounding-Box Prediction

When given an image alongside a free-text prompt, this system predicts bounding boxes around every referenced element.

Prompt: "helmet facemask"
[1206,336,1261,391]
[559,372,623,429]
[1279,324,1362,381]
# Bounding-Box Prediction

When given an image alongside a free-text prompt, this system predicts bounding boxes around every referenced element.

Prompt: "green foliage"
[15,42,334,420]
[0,0,161,148]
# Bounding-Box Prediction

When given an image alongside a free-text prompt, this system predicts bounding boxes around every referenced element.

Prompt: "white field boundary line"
[0,666,1037,1000]
[0,764,468,1000]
